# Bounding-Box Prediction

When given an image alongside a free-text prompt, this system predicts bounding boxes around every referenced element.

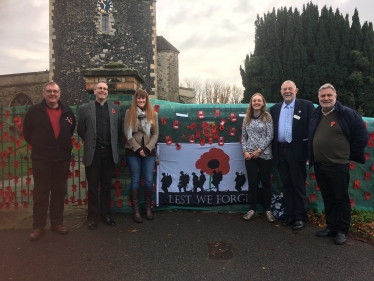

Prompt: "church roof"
[157,36,180,53]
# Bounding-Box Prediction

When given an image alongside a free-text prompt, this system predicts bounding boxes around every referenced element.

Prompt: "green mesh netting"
[1,95,373,214]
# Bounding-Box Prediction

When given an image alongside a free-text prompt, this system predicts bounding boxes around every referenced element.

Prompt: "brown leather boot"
[130,189,143,223]
[144,190,154,220]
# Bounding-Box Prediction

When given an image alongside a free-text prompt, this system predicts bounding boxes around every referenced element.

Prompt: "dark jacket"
[270,98,315,164]
[23,100,76,161]
[308,101,368,167]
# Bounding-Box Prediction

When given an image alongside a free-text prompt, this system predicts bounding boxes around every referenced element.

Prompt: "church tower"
[49,0,157,105]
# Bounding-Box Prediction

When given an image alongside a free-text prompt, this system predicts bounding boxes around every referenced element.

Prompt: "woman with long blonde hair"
[124,89,158,223]
[242,93,275,222]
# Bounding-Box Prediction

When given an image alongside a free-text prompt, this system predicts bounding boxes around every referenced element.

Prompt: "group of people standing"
[23,79,368,246]
[241,80,368,245]
[24,81,159,241]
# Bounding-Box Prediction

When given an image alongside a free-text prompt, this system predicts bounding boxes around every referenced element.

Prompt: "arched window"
[10,93,33,107]
[102,15,109,32]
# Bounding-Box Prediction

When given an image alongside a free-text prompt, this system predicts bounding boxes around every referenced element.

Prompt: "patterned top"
[241,113,274,160]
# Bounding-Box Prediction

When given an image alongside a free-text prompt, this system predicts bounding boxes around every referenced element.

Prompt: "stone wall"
[157,50,179,102]
[50,0,157,105]
[178,87,195,104]
[0,71,49,107]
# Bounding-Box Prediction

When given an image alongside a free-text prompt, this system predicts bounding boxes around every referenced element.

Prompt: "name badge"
[293,115,300,120]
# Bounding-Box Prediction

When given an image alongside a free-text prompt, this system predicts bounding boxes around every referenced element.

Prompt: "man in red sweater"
[23,82,76,241]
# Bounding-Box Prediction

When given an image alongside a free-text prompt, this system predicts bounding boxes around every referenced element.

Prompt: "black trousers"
[32,160,70,229]
[277,146,308,222]
[245,157,273,212]
[314,163,350,234]
[86,147,115,220]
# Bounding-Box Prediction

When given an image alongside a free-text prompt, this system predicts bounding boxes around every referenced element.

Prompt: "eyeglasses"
[96,87,108,91]
[44,90,60,94]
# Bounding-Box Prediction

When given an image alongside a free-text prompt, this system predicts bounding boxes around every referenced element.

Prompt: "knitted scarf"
[126,107,152,140]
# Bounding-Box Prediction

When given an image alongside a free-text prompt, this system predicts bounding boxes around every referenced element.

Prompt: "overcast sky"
[0,0,373,87]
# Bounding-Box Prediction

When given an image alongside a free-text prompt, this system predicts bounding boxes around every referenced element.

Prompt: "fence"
[1,96,374,214]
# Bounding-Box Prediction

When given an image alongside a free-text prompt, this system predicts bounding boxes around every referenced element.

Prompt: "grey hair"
[318,83,336,94]
[281,80,296,89]
[94,81,108,90]
[43,81,60,91]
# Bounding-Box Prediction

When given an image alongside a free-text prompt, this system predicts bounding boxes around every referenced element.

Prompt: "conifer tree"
[240,2,374,116]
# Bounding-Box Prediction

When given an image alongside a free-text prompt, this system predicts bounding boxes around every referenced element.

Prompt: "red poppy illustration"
[111,108,116,114]
[195,148,230,176]
[330,121,336,127]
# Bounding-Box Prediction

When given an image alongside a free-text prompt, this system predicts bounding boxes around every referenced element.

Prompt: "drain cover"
[208,242,233,260]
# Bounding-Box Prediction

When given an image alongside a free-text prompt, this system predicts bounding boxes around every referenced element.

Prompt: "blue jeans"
[125,155,156,190]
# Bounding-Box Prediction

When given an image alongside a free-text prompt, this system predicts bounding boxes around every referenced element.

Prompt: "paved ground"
[1,208,374,281]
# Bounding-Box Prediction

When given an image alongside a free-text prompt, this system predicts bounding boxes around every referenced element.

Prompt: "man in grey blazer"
[78,81,121,230]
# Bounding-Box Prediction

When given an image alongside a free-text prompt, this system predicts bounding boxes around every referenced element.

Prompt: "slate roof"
[157,36,180,53]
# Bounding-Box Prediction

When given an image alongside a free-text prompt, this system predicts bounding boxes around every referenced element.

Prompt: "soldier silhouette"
[234,172,246,192]
[178,171,190,192]
[211,170,223,192]
[160,172,172,193]
[198,171,206,192]
[192,172,200,192]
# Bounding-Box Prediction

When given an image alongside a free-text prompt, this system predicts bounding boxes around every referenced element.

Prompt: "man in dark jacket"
[23,82,76,241]
[77,81,121,230]
[270,80,314,230]
[308,83,368,245]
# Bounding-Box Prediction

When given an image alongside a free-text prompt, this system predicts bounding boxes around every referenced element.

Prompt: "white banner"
[157,143,249,206]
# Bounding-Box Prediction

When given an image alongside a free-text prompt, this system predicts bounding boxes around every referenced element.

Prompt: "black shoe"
[316,227,336,237]
[282,217,295,226]
[102,216,116,227]
[334,233,347,245]
[292,221,305,230]
[88,220,97,230]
